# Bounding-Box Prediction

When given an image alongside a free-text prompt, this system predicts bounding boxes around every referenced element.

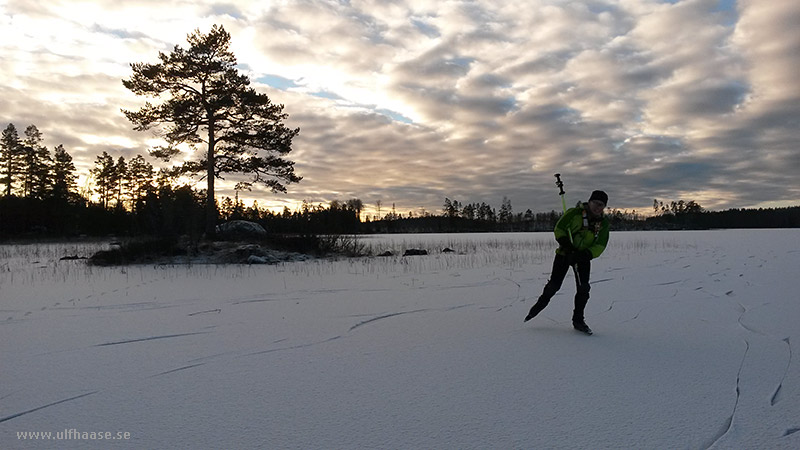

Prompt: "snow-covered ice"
[1,230,799,449]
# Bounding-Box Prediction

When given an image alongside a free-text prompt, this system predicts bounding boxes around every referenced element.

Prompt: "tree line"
[1,119,797,238]
[1,123,163,209]
[1,148,797,239]
[1,124,77,202]
[217,194,800,234]
[644,199,799,230]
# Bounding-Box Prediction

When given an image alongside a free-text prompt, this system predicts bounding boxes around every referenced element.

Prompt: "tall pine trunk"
[206,120,217,238]
[4,158,10,196]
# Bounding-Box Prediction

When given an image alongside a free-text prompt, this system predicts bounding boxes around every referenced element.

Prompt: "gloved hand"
[566,249,592,266]
[556,236,574,252]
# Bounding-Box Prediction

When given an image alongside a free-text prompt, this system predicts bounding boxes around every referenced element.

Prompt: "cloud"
[1,0,798,215]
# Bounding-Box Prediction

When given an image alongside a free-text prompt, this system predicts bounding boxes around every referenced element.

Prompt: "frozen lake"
[2,230,799,448]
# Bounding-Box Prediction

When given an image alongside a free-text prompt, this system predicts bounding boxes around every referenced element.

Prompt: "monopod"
[554,173,582,286]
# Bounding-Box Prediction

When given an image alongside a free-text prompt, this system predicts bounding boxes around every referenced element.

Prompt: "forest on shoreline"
[2,120,797,242]
[1,189,798,242]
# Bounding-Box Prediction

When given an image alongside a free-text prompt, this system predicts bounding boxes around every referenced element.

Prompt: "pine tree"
[345,198,364,221]
[122,24,301,237]
[220,196,234,221]
[524,209,534,222]
[499,197,513,223]
[21,125,53,199]
[51,144,77,201]
[114,156,127,209]
[462,203,475,220]
[127,154,154,209]
[443,198,461,218]
[1,123,23,196]
[91,152,117,208]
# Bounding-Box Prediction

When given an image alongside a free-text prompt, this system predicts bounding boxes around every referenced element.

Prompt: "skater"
[525,190,610,334]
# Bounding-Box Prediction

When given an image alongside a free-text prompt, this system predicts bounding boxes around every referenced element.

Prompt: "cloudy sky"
[2,0,798,217]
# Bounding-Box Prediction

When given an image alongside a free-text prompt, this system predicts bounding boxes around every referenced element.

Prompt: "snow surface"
[1,230,799,449]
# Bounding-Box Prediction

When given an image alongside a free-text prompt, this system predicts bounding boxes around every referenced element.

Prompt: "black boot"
[572,317,593,335]
[524,297,550,322]
[572,288,591,333]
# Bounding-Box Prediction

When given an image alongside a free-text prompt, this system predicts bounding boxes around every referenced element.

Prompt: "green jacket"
[554,203,610,259]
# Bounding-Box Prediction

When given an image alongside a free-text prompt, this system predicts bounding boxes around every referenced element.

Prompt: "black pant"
[531,253,591,320]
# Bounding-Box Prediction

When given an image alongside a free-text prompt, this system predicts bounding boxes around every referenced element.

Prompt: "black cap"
[589,190,608,206]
